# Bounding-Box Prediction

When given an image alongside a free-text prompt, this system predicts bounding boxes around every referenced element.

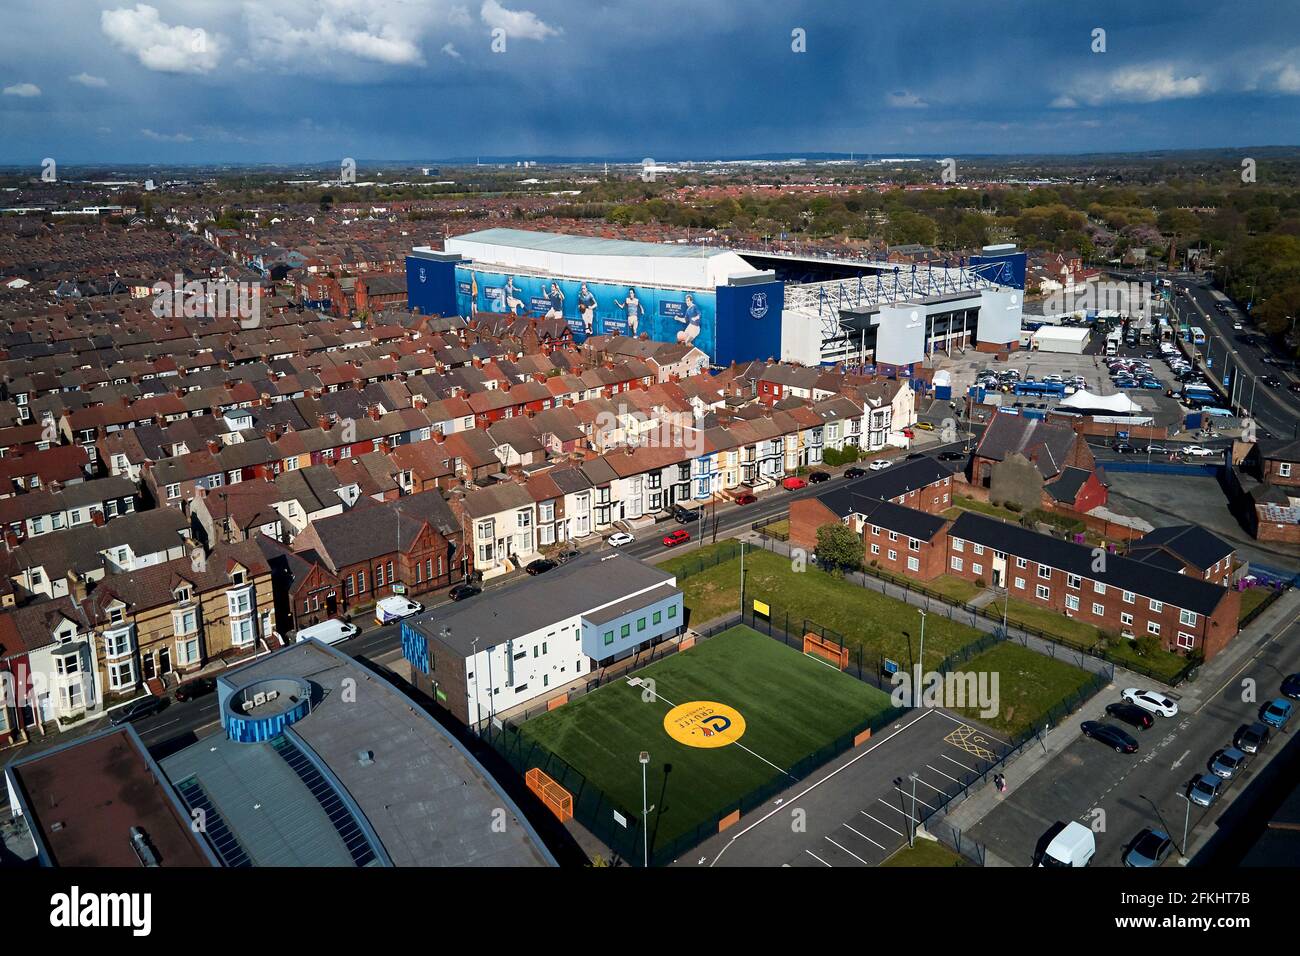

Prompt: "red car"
[782,476,808,490]
[734,492,757,505]
[662,529,691,547]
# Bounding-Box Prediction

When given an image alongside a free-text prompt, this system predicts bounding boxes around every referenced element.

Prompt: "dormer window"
[231,569,245,585]
[174,586,192,603]
[108,605,124,625]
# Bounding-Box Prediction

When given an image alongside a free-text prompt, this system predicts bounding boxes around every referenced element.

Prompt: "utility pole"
[639,751,651,868]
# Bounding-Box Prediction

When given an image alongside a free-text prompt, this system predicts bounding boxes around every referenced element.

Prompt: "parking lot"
[682,708,1008,867]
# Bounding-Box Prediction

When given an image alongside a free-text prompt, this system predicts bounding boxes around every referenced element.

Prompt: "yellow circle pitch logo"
[663,701,746,749]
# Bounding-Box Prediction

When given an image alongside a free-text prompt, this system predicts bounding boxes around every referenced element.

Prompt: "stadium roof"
[449,228,735,260]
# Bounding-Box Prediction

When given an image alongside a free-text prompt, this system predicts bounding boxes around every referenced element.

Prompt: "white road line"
[861,811,904,837]
[892,786,936,811]
[877,798,919,824]
[707,709,935,866]
[912,775,949,796]
[926,763,961,783]
[825,837,871,865]
[940,752,978,775]
[805,849,833,867]
[843,823,887,851]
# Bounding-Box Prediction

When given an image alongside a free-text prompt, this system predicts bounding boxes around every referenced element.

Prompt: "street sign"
[1118,430,1129,439]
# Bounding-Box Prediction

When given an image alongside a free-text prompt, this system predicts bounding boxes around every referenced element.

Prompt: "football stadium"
[496,625,898,865]
[407,229,1026,372]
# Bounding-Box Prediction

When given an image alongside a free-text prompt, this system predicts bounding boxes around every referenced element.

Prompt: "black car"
[110,696,165,725]
[174,677,216,703]
[449,581,482,601]
[1234,722,1271,754]
[844,466,867,479]
[1288,383,1300,395]
[1262,375,1284,388]
[525,558,558,575]
[672,505,702,523]
[1105,702,1154,731]
[938,451,966,462]
[1112,442,1135,454]
[1280,673,1300,700]
[1081,720,1139,753]
[808,471,831,483]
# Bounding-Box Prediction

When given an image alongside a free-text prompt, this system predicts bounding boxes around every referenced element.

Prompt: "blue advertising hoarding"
[455,266,719,360]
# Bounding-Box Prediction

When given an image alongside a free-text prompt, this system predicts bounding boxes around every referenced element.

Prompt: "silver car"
[1209,746,1247,780]
[1188,774,1221,807]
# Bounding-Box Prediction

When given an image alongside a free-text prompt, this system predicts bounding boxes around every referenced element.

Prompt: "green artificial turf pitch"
[517,624,894,856]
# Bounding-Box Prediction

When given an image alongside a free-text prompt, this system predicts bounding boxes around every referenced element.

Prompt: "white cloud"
[480,0,561,41]
[102,5,224,74]
[141,128,194,142]
[885,90,927,109]
[70,73,109,88]
[1061,64,1209,106]
[3,83,41,97]
[441,42,462,59]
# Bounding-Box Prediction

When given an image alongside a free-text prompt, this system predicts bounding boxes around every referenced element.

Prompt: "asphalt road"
[969,604,1300,867]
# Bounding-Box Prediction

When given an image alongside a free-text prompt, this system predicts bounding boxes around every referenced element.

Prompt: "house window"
[1121,612,1134,627]
[1067,574,1081,589]
[871,544,880,555]
[1177,632,1195,649]
[951,557,964,572]
[357,570,366,593]
[1179,608,1197,627]
[1092,603,1105,616]
[1016,557,1027,569]
[653,610,662,624]
[637,617,646,632]
[1035,584,1050,600]
[603,630,614,646]
[1149,599,1163,613]
[1014,577,1025,590]
[621,623,631,638]
[173,608,198,636]
[907,557,919,572]
[376,564,385,587]
[230,617,255,647]
[1281,463,1293,478]
[1123,590,1135,604]
[667,605,677,619]
[175,636,201,666]
[1037,565,1051,580]
[1147,621,1161,635]
[108,659,136,690]
[889,550,899,562]
[952,538,964,552]
[166,483,181,500]
[973,544,984,556]
[1065,595,1079,611]
[1094,582,1106,595]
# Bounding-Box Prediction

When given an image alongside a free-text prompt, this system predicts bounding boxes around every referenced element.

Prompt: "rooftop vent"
[357,749,374,766]
[129,826,160,867]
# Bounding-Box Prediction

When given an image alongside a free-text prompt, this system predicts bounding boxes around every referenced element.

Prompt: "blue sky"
[1,0,1298,165]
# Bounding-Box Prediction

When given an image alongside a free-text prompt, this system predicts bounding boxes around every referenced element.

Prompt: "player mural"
[455,266,719,360]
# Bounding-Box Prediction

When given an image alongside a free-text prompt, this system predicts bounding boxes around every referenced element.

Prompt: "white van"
[375,596,423,625]
[1038,822,1096,867]
[295,618,359,646]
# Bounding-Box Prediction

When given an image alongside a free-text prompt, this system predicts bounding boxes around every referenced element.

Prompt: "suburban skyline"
[1,0,1298,164]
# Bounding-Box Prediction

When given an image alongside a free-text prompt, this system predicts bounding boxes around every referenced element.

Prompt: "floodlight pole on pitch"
[639,751,651,868]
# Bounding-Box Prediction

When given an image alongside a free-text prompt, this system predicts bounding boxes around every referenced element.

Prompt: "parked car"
[844,467,867,479]
[914,421,935,431]
[1260,698,1294,729]
[672,504,702,523]
[938,451,966,462]
[606,531,635,547]
[525,558,558,575]
[1122,688,1179,717]
[449,581,482,601]
[868,459,892,471]
[662,529,691,547]
[110,696,165,726]
[1144,444,1168,454]
[1233,722,1270,755]
[1280,673,1300,699]
[1209,746,1248,780]
[1262,375,1284,388]
[808,471,831,483]
[554,549,581,564]
[1081,720,1139,753]
[174,678,216,703]
[375,596,423,624]
[1105,702,1155,730]
[1123,828,1173,868]
[782,476,808,490]
[1188,773,1222,808]
[1182,445,1216,457]
[733,492,757,506]
[1112,442,1135,454]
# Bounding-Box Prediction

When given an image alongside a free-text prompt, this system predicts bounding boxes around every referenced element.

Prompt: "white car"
[1232,322,1244,331]
[1182,445,1216,457]
[606,531,635,547]
[374,596,423,625]
[1122,688,1179,718]
[869,459,892,471]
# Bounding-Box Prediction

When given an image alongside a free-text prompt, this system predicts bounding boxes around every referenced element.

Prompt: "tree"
[815,523,864,574]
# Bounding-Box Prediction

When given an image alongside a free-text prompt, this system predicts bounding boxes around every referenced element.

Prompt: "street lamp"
[916,608,927,701]
[639,751,651,868]
[908,771,920,847]
[468,634,480,734]
[1175,790,1192,864]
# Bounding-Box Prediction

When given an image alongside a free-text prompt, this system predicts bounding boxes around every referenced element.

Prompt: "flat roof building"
[401,551,683,727]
